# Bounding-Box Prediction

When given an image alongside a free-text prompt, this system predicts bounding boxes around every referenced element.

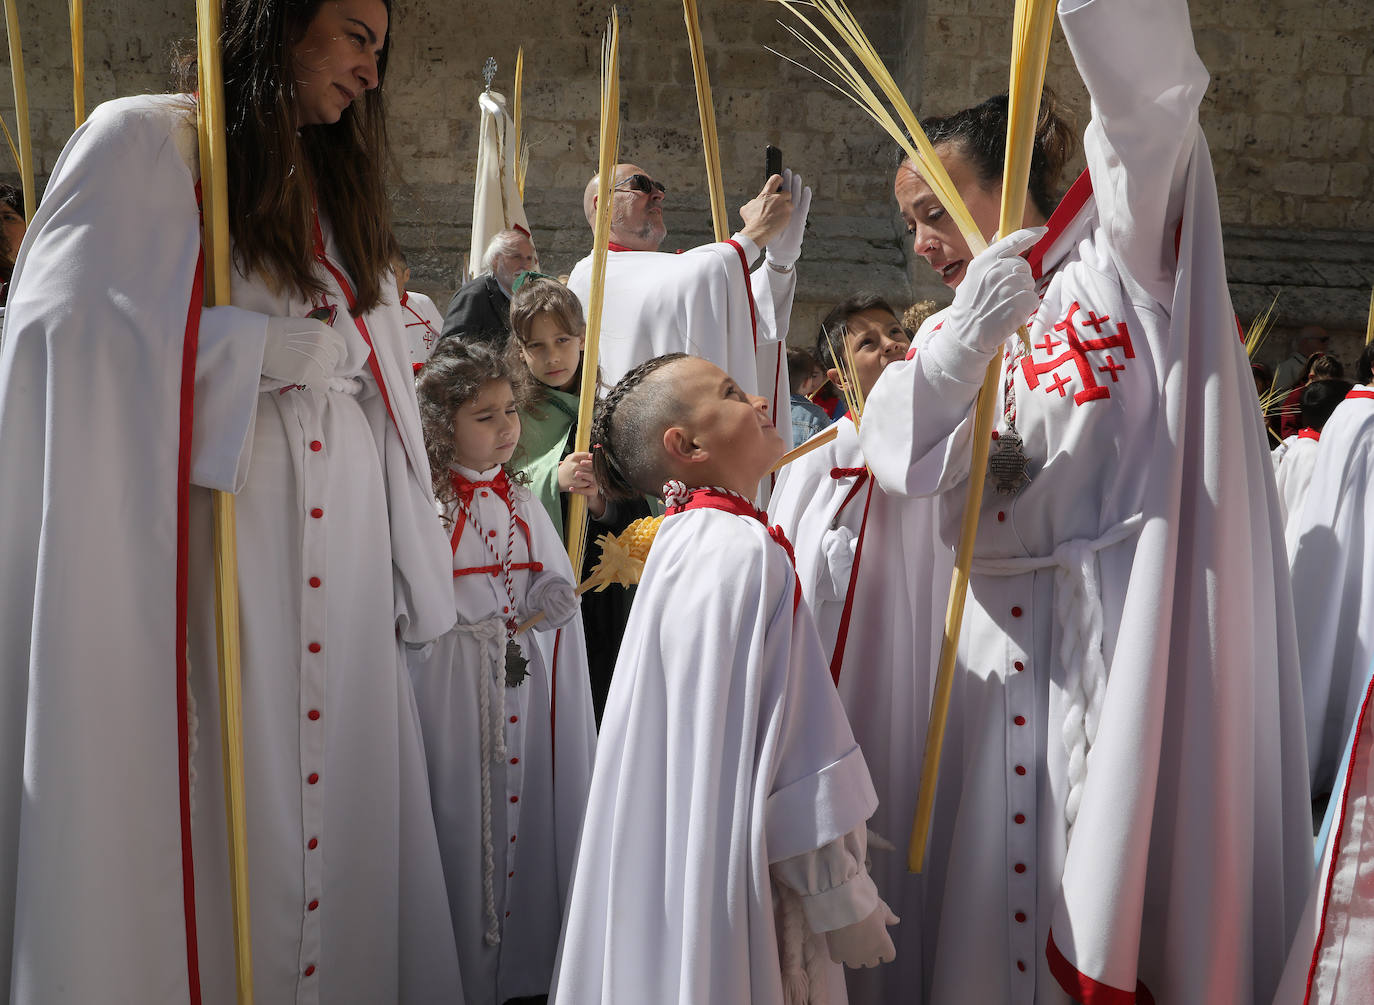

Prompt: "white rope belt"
[325,376,364,396]
[454,617,507,946]
[970,513,1144,832]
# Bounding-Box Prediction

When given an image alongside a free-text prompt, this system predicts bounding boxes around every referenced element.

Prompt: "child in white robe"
[1273,377,1352,532]
[1288,348,1374,806]
[552,353,896,1005]
[770,294,952,1005]
[412,339,597,1005]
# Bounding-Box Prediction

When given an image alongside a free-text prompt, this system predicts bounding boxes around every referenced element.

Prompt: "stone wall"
[1,0,1370,363]
[913,0,1374,364]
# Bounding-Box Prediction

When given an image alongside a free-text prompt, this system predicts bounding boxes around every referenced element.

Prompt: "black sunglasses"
[613,173,666,196]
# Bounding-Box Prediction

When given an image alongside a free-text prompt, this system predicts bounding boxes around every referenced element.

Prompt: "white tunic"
[1273,429,1320,529]
[858,1,1311,1000]
[0,94,462,1003]
[407,465,596,1005]
[770,417,953,1005]
[551,502,879,1004]
[402,290,443,366]
[1287,388,1374,799]
[567,236,797,448]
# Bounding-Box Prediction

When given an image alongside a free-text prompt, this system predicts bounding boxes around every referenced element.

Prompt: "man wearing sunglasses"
[569,162,813,457]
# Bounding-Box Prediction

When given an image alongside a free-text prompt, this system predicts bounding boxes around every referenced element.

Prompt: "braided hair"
[417,338,528,508]
[590,353,690,502]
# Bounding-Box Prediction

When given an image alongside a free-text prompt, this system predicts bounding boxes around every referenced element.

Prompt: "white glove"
[826,901,899,969]
[817,526,856,602]
[524,571,579,629]
[764,168,812,269]
[261,315,348,388]
[943,227,1045,355]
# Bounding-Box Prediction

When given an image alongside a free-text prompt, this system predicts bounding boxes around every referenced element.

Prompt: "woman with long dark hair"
[859,0,1311,1001]
[0,2,462,1000]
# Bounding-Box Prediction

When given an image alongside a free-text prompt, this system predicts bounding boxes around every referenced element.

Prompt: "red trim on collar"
[1347,387,1374,401]
[666,486,767,523]
[1298,427,1321,441]
[1046,931,1155,1005]
[1028,168,1093,282]
[606,241,636,253]
[666,487,801,608]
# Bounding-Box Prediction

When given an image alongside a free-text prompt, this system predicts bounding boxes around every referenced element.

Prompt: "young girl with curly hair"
[413,337,595,1005]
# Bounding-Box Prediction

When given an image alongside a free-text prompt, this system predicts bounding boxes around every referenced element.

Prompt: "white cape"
[567,237,796,450]
[551,507,876,1004]
[0,94,460,1003]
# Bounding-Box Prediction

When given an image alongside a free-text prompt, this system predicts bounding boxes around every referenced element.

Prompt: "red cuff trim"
[1046,930,1154,1005]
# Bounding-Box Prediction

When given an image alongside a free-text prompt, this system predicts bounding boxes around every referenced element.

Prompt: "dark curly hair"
[590,353,690,502]
[417,338,528,509]
[913,88,1077,220]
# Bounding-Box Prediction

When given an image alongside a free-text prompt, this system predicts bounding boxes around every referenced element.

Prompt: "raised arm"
[1060,0,1210,307]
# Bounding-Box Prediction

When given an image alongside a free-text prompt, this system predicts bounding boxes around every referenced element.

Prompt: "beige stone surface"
[0,0,1369,342]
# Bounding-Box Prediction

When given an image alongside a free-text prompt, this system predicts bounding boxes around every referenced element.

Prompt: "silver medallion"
[988,428,1031,496]
[504,640,529,688]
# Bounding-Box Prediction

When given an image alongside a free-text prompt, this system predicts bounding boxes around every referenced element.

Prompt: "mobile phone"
[765,145,783,190]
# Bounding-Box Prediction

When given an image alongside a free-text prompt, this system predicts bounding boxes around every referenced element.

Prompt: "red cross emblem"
[1020,301,1134,405]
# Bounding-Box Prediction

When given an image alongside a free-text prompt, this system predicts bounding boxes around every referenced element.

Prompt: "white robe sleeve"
[735,232,796,348]
[1060,0,1210,307]
[861,311,982,498]
[771,826,880,932]
[192,306,266,491]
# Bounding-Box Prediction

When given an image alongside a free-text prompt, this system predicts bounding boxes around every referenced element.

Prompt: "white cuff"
[729,232,761,265]
[922,324,1002,388]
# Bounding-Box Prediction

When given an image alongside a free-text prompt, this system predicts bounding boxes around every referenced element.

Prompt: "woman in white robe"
[0,2,462,1001]
[860,0,1311,1000]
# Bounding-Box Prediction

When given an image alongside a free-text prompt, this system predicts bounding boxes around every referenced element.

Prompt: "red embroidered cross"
[1035,331,1063,355]
[1021,301,1135,406]
[1083,310,1111,333]
[1046,371,1072,397]
[1098,354,1126,382]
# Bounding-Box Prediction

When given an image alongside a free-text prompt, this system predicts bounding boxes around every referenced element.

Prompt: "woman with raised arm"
[860,0,1311,1001]
[0,2,462,1000]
